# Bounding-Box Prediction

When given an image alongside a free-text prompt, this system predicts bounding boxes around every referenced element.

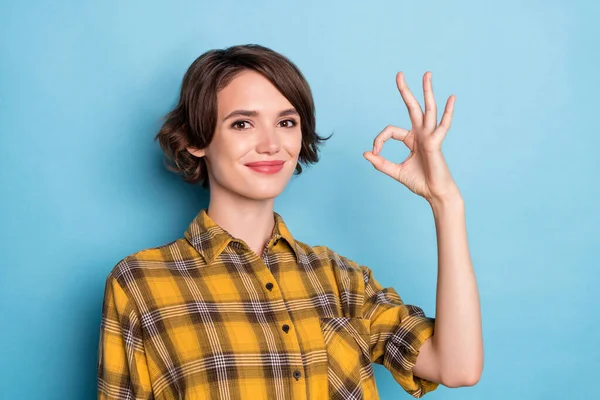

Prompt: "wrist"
[428,190,464,215]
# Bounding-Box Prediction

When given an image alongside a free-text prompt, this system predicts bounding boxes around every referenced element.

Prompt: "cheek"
[206,135,247,163]
[286,131,303,158]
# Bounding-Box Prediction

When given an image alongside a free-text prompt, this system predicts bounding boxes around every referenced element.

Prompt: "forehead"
[216,70,293,115]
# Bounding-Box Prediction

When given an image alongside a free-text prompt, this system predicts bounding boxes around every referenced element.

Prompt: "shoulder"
[106,237,191,284]
[293,239,368,279]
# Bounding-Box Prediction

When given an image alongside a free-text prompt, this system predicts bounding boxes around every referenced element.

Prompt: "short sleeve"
[361,265,439,398]
[97,276,153,399]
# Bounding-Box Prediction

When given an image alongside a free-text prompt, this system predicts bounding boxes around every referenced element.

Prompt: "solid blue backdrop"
[1,0,598,398]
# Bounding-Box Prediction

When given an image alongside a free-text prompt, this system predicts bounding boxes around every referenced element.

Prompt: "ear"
[186,146,206,158]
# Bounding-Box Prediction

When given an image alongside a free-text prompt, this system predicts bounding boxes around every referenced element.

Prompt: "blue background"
[1,0,598,398]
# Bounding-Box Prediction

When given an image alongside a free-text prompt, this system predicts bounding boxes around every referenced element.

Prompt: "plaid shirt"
[97,209,439,399]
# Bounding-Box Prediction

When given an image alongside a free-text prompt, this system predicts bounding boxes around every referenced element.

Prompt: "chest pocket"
[319,317,375,400]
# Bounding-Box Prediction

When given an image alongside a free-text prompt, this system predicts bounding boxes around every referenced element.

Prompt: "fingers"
[372,125,411,154]
[435,95,455,137]
[423,72,438,132]
[363,151,400,180]
[396,72,423,127]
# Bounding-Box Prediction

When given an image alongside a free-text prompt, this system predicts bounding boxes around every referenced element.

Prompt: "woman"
[97,44,483,400]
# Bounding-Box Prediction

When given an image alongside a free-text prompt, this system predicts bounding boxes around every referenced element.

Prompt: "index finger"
[372,125,411,154]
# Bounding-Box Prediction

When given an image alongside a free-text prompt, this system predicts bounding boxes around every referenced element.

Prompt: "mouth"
[244,160,285,175]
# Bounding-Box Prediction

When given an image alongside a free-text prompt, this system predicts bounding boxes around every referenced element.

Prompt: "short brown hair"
[154,44,332,188]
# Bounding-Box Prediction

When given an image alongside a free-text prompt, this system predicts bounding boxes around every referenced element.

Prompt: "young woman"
[97,44,483,400]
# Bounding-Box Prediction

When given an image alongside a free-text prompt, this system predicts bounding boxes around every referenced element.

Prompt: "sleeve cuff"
[384,315,439,398]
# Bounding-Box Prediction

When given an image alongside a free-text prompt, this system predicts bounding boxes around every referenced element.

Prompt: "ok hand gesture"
[363,72,460,205]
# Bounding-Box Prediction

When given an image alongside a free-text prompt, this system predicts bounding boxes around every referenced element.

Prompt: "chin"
[240,182,287,200]
[214,166,296,201]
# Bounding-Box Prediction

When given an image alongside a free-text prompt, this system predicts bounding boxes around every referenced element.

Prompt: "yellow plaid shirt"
[97,209,439,399]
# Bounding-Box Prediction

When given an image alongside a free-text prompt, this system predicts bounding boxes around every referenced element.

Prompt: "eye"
[231,120,252,130]
[279,119,298,128]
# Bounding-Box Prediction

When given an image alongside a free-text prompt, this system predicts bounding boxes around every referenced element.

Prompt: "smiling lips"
[245,160,285,174]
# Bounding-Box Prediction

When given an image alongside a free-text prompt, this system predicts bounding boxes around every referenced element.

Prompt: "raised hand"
[363,72,460,205]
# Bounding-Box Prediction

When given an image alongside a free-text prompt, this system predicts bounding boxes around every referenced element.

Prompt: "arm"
[413,195,484,387]
[98,276,153,399]
[363,71,484,388]
[361,263,440,398]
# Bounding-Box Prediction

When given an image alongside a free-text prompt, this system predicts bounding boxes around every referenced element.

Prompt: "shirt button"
[282,324,290,333]
[265,282,274,291]
[293,370,301,380]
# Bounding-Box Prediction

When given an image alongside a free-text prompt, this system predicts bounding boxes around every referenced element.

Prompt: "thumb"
[363,151,398,179]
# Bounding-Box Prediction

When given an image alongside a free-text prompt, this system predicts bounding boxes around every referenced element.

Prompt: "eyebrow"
[222,108,299,122]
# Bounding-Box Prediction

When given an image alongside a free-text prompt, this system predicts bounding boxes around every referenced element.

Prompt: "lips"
[245,161,285,167]
[245,160,285,174]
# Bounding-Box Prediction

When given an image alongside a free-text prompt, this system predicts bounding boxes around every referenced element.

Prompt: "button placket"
[259,246,304,386]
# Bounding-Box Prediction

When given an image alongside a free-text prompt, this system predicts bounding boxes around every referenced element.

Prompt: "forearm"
[429,195,483,386]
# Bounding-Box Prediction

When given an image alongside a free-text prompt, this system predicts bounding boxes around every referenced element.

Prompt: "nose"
[256,126,280,155]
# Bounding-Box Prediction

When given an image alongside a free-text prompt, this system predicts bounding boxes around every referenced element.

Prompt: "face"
[187,70,302,201]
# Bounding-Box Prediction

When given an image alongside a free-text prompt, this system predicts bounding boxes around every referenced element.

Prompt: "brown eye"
[231,120,250,130]
[279,119,298,128]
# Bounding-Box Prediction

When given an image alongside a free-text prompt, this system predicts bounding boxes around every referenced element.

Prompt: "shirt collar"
[184,208,299,265]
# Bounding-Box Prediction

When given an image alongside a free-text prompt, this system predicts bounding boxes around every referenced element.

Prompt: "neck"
[206,186,276,257]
